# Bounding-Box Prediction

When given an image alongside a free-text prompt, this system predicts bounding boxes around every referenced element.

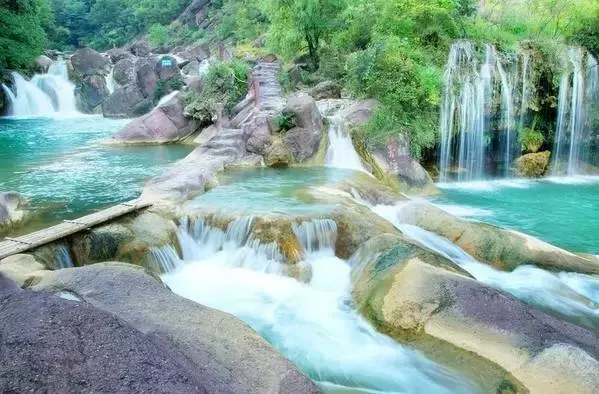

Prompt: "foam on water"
[157,218,474,393]
[372,204,599,332]
[437,178,533,192]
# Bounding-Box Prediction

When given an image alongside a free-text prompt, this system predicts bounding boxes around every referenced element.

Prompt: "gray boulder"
[245,115,272,155]
[177,0,211,26]
[282,93,323,162]
[70,48,109,78]
[106,48,132,63]
[112,92,197,144]
[102,84,152,119]
[308,81,341,100]
[265,138,292,168]
[113,57,137,86]
[136,57,159,98]
[35,55,53,73]
[339,99,379,129]
[0,274,209,393]
[128,39,151,57]
[0,192,29,234]
[156,55,181,80]
[75,74,109,114]
[31,263,320,393]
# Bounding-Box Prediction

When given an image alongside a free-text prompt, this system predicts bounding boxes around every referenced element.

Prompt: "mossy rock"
[515,151,550,178]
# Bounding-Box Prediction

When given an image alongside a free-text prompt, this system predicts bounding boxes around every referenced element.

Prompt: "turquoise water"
[433,178,599,254]
[188,167,358,215]
[0,116,192,228]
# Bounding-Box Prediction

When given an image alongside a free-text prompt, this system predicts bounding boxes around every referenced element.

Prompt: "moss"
[515,151,551,178]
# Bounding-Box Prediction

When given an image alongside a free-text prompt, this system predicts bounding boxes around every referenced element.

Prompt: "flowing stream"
[157,216,475,393]
[325,116,368,173]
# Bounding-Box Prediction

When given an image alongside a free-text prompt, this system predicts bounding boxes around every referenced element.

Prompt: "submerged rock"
[516,151,551,178]
[0,274,209,393]
[351,235,599,394]
[112,92,197,144]
[30,263,320,393]
[0,191,29,235]
[395,200,599,274]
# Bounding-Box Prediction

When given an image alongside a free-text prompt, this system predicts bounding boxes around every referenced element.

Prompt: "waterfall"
[1,61,79,117]
[325,116,368,173]
[292,219,337,253]
[371,203,599,332]
[439,42,529,181]
[552,48,599,175]
[153,215,473,393]
[106,67,116,94]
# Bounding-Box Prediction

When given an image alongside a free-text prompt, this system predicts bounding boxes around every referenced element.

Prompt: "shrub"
[519,127,545,153]
[275,112,296,132]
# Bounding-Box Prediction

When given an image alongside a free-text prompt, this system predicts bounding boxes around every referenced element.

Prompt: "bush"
[184,59,251,125]
[275,112,296,132]
[519,127,545,153]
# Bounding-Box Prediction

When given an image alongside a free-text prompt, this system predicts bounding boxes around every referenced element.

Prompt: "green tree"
[262,0,346,69]
[0,0,51,70]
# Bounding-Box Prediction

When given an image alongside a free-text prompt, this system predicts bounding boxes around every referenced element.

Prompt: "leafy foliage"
[519,127,546,153]
[0,0,51,70]
[184,59,250,125]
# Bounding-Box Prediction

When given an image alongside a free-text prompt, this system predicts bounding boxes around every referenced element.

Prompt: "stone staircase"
[252,61,285,114]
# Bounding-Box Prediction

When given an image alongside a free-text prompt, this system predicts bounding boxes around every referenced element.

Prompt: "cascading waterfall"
[371,203,599,332]
[1,61,79,117]
[325,116,368,173]
[439,41,529,181]
[552,48,599,175]
[106,67,116,94]
[152,216,474,393]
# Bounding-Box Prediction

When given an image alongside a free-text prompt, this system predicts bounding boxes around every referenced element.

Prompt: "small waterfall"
[1,61,79,117]
[106,67,116,94]
[325,116,368,173]
[56,244,74,269]
[552,48,599,175]
[292,219,337,253]
[371,203,599,332]
[439,42,528,181]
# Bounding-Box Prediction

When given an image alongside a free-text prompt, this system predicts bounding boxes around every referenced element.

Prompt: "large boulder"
[156,55,181,80]
[35,55,53,73]
[112,92,197,144]
[245,115,273,155]
[30,263,320,393]
[75,74,109,114]
[127,39,151,57]
[0,275,209,393]
[282,94,323,163]
[308,81,341,100]
[102,84,152,118]
[177,0,211,26]
[339,99,379,129]
[394,200,599,274]
[352,235,599,394]
[113,57,137,86]
[105,47,133,63]
[516,151,551,178]
[265,138,292,168]
[136,57,159,98]
[70,48,109,78]
[0,254,45,287]
[0,192,29,234]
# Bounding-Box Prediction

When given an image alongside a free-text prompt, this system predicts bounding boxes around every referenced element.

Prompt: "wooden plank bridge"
[0,199,152,260]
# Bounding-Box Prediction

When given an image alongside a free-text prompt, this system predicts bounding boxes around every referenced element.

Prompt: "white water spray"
[325,116,368,173]
[1,61,79,117]
[154,216,474,393]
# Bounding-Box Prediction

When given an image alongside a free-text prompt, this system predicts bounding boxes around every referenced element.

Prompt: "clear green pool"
[433,178,599,254]
[189,167,359,215]
[0,116,193,230]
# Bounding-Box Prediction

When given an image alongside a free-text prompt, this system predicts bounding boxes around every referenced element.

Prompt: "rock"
[31,263,320,393]
[334,172,405,206]
[280,94,323,163]
[105,47,132,63]
[0,275,209,393]
[102,84,152,118]
[136,57,159,98]
[245,116,272,155]
[75,74,109,114]
[0,254,46,287]
[175,44,210,62]
[516,151,551,178]
[283,127,323,163]
[128,39,151,57]
[351,236,599,394]
[308,81,341,100]
[265,138,292,168]
[0,192,29,234]
[395,200,599,274]
[35,55,53,73]
[373,139,438,195]
[331,200,401,259]
[182,60,201,76]
[112,92,197,144]
[156,55,181,80]
[70,48,109,77]
[113,57,137,86]
[339,99,379,129]
[185,75,204,92]
[70,212,178,272]
[177,0,211,26]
